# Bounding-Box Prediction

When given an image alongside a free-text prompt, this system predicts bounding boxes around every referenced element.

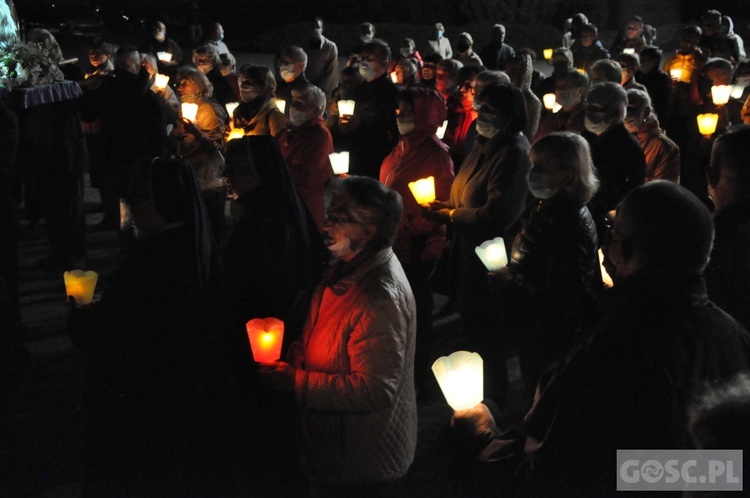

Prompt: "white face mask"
[475,113,500,138]
[555,89,579,109]
[397,118,416,135]
[527,171,558,199]
[584,110,609,135]
[280,63,296,82]
[328,237,354,260]
[240,87,260,103]
[359,61,377,81]
[289,108,309,127]
[400,47,412,58]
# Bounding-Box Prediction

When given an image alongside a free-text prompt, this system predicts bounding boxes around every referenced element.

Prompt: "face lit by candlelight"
[177,78,200,98]
[323,198,376,262]
[88,49,108,67]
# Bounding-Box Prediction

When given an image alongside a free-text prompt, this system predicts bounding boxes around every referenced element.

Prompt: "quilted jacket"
[293,248,418,486]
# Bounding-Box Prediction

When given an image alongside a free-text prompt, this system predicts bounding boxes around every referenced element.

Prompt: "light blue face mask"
[437,30,444,39]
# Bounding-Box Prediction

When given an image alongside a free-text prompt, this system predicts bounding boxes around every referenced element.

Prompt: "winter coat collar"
[324,248,394,296]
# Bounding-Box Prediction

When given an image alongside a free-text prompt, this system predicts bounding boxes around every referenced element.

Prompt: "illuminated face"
[177,79,200,97]
[422,63,436,81]
[458,77,477,107]
[88,49,108,67]
[279,56,305,80]
[322,199,373,262]
[435,68,455,94]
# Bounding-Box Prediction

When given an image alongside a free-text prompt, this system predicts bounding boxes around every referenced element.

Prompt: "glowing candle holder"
[670,68,683,81]
[225,102,239,119]
[391,72,399,83]
[154,73,169,89]
[432,351,484,410]
[436,119,448,139]
[64,270,98,306]
[697,113,719,137]
[711,85,732,105]
[227,128,245,141]
[337,99,355,116]
[408,176,436,205]
[622,48,635,55]
[328,151,350,175]
[543,48,553,60]
[730,85,745,99]
[246,317,284,363]
[156,51,172,62]
[543,93,556,110]
[598,248,613,288]
[275,98,286,114]
[475,237,508,271]
[181,102,198,122]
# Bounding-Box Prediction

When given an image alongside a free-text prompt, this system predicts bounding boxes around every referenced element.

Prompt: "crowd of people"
[1,7,750,497]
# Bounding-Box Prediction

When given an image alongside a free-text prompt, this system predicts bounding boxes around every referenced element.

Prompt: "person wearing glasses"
[453,181,750,497]
[259,176,417,496]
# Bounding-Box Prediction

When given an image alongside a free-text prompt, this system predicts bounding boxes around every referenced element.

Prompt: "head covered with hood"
[399,87,447,136]
[126,158,221,289]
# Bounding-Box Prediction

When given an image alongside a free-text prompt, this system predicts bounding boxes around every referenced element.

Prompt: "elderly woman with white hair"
[493,131,599,396]
[278,83,334,231]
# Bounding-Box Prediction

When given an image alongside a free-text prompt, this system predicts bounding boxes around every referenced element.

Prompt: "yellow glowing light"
[408,176,436,205]
[64,270,98,306]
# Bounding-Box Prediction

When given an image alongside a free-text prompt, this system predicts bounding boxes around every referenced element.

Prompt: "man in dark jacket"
[478,24,515,71]
[454,181,750,497]
[338,39,398,178]
[80,46,167,231]
[583,82,646,241]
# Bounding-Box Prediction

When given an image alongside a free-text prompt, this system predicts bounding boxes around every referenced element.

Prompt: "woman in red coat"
[379,87,454,392]
[278,83,334,231]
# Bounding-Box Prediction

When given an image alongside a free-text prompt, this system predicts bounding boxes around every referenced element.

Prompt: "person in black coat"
[492,132,599,398]
[68,158,242,495]
[79,46,167,231]
[705,125,750,331]
[453,181,750,497]
[337,39,399,178]
[583,82,646,241]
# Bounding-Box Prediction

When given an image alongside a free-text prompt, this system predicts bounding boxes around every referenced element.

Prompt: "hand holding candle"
[64,270,98,306]
[408,176,436,206]
[697,113,719,137]
[475,237,508,271]
[154,74,169,90]
[181,102,198,122]
[432,351,484,410]
[337,99,355,116]
[246,317,284,363]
